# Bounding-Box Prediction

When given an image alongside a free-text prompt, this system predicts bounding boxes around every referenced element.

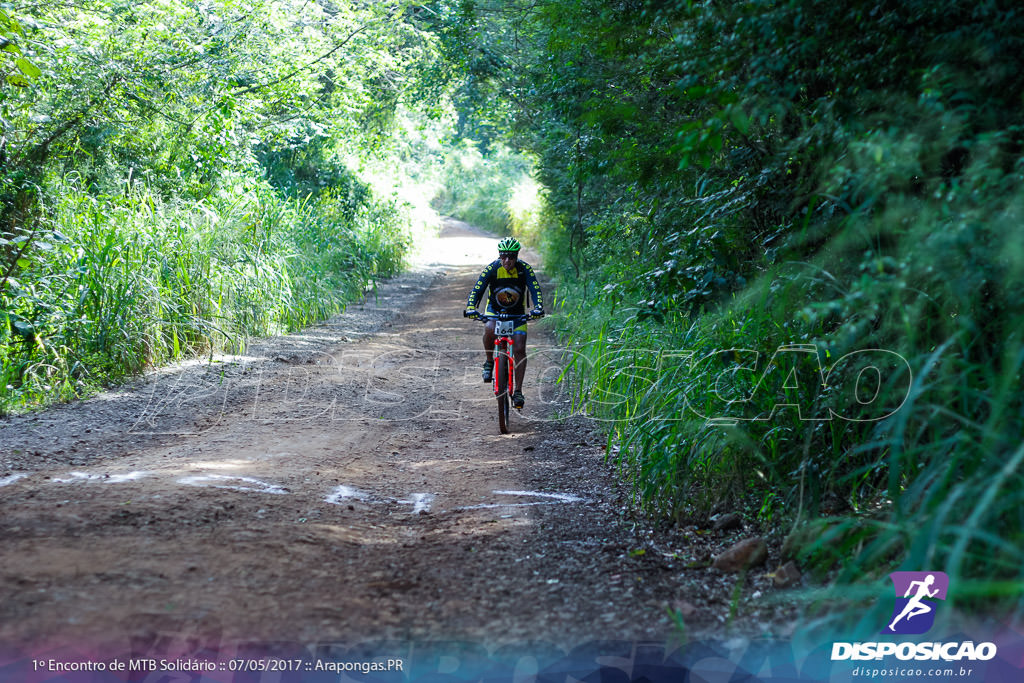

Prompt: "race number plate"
[495,320,515,336]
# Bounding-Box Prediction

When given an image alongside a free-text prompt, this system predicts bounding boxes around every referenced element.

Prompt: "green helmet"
[497,236,521,253]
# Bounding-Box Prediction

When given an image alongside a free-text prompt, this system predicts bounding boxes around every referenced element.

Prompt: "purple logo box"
[883,571,950,635]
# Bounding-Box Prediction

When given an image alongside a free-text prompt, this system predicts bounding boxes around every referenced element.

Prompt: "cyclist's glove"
[464,307,479,319]
[530,307,545,318]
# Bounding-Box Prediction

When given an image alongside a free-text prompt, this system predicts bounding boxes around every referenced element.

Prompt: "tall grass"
[0,172,410,413]
[547,149,1024,632]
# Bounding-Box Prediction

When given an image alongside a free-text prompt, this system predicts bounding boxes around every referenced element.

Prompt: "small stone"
[673,600,698,618]
[712,537,768,572]
[772,561,802,588]
[712,513,743,532]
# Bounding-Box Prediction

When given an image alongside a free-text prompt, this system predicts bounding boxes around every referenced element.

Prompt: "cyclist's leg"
[482,321,496,380]
[512,331,527,393]
[483,321,496,365]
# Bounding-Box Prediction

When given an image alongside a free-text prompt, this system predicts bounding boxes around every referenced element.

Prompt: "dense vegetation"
[427,0,1024,630]
[1,1,437,411]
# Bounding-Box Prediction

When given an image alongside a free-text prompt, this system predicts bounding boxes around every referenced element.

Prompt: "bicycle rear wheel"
[496,351,510,434]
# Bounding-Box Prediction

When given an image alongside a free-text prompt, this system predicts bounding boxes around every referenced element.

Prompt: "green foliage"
[0,9,43,88]
[431,0,1024,625]
[433,139,544,238]
[1,0,438,411]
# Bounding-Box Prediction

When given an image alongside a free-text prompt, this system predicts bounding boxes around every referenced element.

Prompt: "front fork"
[492,337,515,398]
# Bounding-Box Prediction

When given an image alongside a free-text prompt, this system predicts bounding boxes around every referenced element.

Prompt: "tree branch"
[231,21,374,98]
[18,75,121,167]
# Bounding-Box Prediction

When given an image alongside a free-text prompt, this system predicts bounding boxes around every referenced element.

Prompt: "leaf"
[0,10,18,33]
[5,73,30,87]
[12,321,34,338]
[15,57,41,78]
[17,257,31,269]
[729,106,750,135]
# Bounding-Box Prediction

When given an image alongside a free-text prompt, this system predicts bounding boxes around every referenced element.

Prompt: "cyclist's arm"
[522,262,544,310]
[467,263,495,310]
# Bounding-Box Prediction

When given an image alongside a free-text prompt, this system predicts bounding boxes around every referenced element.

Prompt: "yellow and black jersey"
[467,259,544,315]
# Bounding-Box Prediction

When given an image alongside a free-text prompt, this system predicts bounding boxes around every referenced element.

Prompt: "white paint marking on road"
[397,493,435,514]
[412,493,434,513]
[106,471,151,483]
[52,471,151,484]
[178,474,288,495]
[492,490,584,503]
[326,486,434,513]
[0,473,29,487]
[324,487,578,514]
[455,490,586,511]
[52,472,90,483]
[458,502,568,510]
[325,485,372,505]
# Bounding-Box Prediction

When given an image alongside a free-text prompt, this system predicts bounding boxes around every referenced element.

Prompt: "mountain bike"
[463,311,541,434]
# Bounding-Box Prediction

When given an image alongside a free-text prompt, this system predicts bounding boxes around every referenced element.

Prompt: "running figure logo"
[884,571,949,635]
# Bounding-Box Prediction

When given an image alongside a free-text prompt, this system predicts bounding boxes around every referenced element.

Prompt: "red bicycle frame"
[466,312,537,434]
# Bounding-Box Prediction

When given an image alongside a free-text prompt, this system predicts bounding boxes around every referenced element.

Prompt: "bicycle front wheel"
[496,351,510,434]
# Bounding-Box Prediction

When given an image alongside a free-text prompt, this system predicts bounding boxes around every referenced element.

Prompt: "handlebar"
[463,310,543,322]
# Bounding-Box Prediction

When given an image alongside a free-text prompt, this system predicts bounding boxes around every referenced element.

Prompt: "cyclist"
[464,236,544,409]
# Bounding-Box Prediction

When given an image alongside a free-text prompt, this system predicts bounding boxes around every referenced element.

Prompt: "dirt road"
[0,220,790,664]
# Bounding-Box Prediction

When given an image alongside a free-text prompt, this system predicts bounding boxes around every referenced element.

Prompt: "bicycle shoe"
[482,360,493,383]
[512,390,525,409]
